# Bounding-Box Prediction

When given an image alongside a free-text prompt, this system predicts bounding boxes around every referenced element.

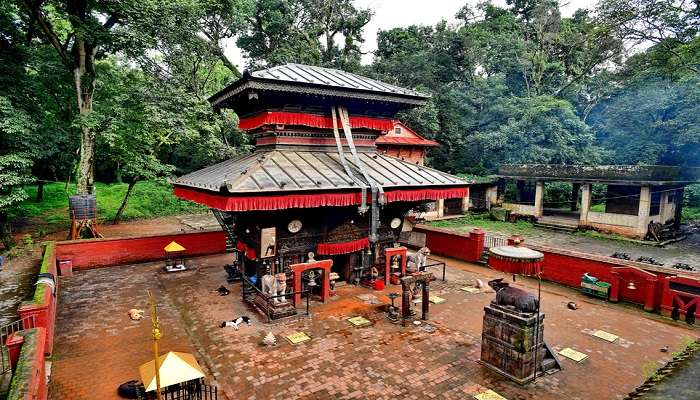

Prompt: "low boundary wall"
[55,230,226,270]
[414,224,700,319]
[4,230,228,400]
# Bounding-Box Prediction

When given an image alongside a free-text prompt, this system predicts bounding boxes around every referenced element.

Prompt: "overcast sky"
[224,0,597,69]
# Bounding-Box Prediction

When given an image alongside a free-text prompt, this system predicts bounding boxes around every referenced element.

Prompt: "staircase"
[210,209,236,252]
[534,215,579,233]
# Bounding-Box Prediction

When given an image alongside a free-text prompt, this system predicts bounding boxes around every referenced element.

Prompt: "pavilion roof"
[174,149,465,194]
[209,64,429,108]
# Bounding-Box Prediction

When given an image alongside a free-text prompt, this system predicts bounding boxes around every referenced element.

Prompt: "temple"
[495,164,700,239]
[173,63,468,316]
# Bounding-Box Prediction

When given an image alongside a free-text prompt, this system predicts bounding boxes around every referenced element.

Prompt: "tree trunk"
[0,213,13,250]
[73,40,97,195]
[113,180,137,225]
[36,181,44,202]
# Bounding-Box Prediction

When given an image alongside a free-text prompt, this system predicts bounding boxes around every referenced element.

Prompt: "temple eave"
[173,185,468,212]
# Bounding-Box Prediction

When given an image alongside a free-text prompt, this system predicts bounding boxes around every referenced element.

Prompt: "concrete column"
[673,187,684,230]
[658,191,669,223]
[579,183,591,224]
[436,199,445,218]
[461,194,470,213]
[488,185,499,207]
[533,181,544,218]
[637,185,652,238]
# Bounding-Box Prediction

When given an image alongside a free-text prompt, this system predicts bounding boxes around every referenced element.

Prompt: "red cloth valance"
[236,241,257,260]
[239,111,394,132]
[174,186,468,211]
[174,187,363,211]
[488,257,543,276]
[384,187,468,202]
[317,238,369,255]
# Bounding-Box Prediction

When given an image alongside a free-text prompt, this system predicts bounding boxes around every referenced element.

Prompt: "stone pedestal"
[479,303,545,384]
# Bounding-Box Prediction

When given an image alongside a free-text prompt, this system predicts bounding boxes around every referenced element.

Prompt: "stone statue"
[407,247,430,273]
[487,278,539,313]
[261,273,288,304]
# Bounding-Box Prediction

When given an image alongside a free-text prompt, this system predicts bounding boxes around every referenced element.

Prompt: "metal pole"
[532,276,542,384]
[148,290,163,400]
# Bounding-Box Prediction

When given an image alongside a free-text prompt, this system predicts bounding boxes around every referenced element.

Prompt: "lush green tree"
[237,0,371,70]
[371,1,614,174]
[0,97,35,248]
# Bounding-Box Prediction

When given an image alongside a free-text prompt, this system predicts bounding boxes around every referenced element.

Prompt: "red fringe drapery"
[317,237,369,255]
[174,187,363,211]
[488,257,543,276]
[174,186,468,211]
[236,241,257,260]
[384,187,468,203]
[239,111,394,131]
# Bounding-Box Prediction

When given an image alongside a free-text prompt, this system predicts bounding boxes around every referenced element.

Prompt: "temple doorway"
[328,252,360,283]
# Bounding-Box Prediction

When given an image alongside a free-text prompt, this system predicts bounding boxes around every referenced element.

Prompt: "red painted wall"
[412,225,484,262]
[413,226,700,314]
[528,245,676,309]
[55,230,226,270]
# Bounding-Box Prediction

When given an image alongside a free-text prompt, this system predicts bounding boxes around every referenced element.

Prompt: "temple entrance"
[328,252,360,283]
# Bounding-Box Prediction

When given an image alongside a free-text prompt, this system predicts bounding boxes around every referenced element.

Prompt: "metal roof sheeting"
[174,150,465,193]
[251,64,427,99]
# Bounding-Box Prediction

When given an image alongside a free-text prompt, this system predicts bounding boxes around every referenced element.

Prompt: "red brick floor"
[49,254,699,400]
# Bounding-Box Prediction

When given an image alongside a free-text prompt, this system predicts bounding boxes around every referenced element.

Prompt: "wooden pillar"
[571,183,581,211]
[637,185,652,238]
[421,280,430,320]
[579,183,591,225]
[534,181,544,218]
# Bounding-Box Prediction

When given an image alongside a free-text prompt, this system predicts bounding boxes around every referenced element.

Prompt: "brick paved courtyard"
[49,254,698,400]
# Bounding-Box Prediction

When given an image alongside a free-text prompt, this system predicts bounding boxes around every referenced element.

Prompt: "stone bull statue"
[488,278,539,313]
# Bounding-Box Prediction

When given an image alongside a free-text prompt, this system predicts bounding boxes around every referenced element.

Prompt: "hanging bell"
[627,281,637,290]
[307,271,317,287]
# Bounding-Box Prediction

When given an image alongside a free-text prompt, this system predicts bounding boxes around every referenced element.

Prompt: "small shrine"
[480,240,561,384]
[164,241,187,272]
[174,64,468,319]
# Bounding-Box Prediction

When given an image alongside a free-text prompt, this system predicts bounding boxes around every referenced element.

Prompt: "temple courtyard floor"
[48,254,699,400]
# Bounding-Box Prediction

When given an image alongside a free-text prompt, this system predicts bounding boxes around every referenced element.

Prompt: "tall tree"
[0,96,35,248]
[237,0,371,70]
[19,0,205,194]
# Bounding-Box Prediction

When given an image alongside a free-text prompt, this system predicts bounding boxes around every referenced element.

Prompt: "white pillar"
[437,199,445,218]
[534,181,544,218]
[488,185,498,206]
[658,191,669,223]
[461,193,470,213]
[637,185,651,238]
[579,183,591,225]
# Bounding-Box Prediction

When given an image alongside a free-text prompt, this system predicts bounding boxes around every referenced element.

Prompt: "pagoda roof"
[210,64,429,108]
[174,149,463,193]
[376,121,439,147]
[173,149,467,211]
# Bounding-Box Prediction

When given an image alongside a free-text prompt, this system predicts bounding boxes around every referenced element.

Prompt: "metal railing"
[484,234,507,249]
[137,378,218,400]
[0,315,37,375]
[422,258,447,281]
[241,276,310,322]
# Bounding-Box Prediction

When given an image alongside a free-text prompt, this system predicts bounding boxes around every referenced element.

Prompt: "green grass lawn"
[18,180,206,232]
[428,213,539,237]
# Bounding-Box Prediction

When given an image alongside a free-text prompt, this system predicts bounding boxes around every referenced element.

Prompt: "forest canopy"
[1,0,699,244]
